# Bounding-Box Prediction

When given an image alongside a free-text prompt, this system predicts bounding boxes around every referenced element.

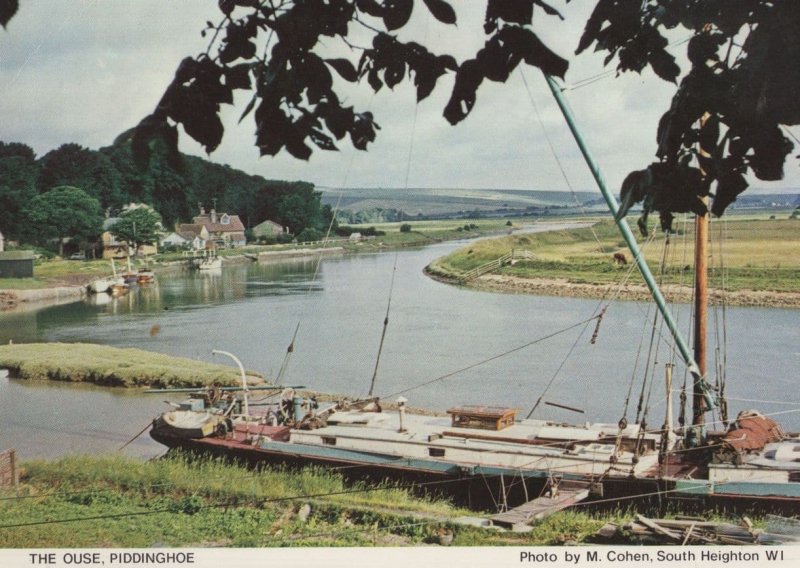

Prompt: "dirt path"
[468,274,800,309]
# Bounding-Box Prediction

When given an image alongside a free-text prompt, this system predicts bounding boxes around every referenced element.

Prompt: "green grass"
[430,218,800,293]
[0,454,760,547]
[0,278,45,290]
[0,343,257,388]
[0,454,463,547]
[0,454,630,547]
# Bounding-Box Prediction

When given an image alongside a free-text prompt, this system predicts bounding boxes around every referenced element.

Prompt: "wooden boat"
[88,259,126,294]
[120,256,138,284]
[197,256,222,271]
[150,390,669,510]
[136,267,155,283]
[149,76,799,516]
[87,277,112,294]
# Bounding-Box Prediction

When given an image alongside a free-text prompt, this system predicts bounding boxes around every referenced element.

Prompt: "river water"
[1,223,798,460]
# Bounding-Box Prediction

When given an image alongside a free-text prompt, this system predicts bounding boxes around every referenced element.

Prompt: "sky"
[1,1,798,196]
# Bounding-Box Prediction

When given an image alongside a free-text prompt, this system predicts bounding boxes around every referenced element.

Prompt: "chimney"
[199,206,205,215]
[211,209,217,223]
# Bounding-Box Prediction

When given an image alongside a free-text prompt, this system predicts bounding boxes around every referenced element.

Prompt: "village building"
[162,224,209,250]
[100,220,158,258]
[251,219,285,240]
[100,219,129,259]
[192,207,246,247]
[0,250,35,278]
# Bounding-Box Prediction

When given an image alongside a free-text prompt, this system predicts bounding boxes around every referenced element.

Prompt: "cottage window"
[220,214,230,225]
[428,447,446,457]
[321,436,337,446]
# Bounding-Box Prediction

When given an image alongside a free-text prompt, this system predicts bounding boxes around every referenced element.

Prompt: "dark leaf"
[422,0,456,25]
[711,169,748,216]
[576,0,611,55]
[648,49,680,83]
[533,0,564,19]
[164,85,225,153]
[367,67,384,92]
[255,102,289,156]
[295,53,333,104]
[322,103,354,139]
[218,0,235,15]
[0,0,18,29]
[747,124,793,181]
[310,129,338,151]
[350,112,379,150]
[687,32,724,66]
[443,59,484,125]
[238,94,257,124]
[618,162,708,233]
[325,58,359,82]
[383,0,413,31]
[355,0,384,18]
[698,114,719,154]
[384,59,406,89]
[220,23,257,64]
[286,138,312,160]
[485,0,533,34]
[130,115,180,169]
[476,41,516,83]
[225,63,252,90]
[497,26,568,79]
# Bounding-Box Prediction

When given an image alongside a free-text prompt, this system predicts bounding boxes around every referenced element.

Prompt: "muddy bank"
[466,273,800,309]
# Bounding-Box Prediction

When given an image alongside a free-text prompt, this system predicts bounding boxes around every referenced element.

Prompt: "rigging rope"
[382,315,602,399]
[366,56,422,397]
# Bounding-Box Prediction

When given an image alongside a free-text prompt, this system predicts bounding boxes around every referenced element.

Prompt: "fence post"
[0,448,17,488]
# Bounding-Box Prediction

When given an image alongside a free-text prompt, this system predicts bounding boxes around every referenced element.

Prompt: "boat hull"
[150,423,667,511]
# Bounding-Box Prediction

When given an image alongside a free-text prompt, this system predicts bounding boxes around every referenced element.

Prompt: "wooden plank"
[635,515,683,541]
[490,488,589,528]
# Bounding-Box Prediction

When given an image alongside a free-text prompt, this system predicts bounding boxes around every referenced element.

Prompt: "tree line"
[0,138,332,253]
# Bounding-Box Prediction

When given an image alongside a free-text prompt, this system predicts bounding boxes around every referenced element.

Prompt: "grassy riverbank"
[0,343,259,388]
[0,216,521,292]
[0,453,623,547]
[428,218,800,306]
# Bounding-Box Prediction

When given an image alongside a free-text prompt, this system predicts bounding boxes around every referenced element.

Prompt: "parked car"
[68,252,86,260]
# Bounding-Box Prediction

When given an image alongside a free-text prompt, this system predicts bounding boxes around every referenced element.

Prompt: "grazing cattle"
[612,252,627,265]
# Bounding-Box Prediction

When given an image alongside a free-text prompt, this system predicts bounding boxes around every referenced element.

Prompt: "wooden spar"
[542,73,716,441]
[693,199,709,430]
[543,77,700,377]
[144,385,305,393]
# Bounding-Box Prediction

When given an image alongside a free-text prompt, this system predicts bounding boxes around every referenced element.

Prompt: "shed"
[0,251,35,278]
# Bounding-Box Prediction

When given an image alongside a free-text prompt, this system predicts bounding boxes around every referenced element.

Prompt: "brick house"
[192,207,246,247]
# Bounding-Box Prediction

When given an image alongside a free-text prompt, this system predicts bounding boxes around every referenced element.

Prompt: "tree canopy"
[578,1,800,232]
[3,1,798,231]
[23,186,104,255]
[128,0,797,229]
[109,206,163,250]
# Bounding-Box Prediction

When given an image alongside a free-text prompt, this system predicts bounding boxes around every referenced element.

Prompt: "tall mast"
[543,75,716,439]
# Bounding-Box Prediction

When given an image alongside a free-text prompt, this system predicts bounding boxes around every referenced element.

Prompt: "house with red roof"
[192,207,246,248]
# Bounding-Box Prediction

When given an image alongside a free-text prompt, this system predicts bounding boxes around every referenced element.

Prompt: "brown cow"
[612,252,627,265]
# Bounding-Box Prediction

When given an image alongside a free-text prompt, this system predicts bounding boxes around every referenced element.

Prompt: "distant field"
[430,217,800,294]
[320,187,601,216]
[320,186,798,219]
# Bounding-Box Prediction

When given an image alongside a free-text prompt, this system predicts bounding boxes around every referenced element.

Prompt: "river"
[1,222,798,460]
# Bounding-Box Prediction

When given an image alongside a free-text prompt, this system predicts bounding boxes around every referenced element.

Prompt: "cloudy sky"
[1,1,797,195]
